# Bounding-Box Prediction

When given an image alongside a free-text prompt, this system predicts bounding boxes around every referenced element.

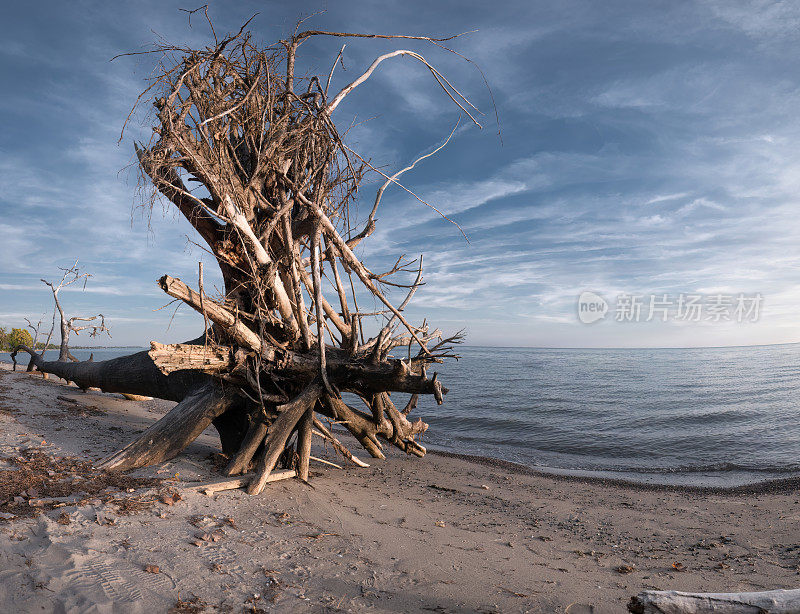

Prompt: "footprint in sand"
[11,528,176,613]
[201,544,246,579]
[62,556,176,601]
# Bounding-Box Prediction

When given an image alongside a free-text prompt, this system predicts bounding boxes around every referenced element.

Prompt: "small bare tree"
[42,261,110,362]
[23,314,51,375]
[18,261,110,372]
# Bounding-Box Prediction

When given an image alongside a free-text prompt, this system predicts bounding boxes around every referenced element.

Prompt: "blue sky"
[1,0,800,348]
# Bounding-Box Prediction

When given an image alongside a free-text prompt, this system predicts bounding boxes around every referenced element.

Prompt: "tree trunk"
[15,346,208,402]
[296,406,313,481]
[212,405,253,458]
[98,382,238,471]
[12,341,441,475]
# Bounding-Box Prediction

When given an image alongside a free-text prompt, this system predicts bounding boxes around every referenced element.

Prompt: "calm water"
[424,344,800,486]
[4,344,800,486]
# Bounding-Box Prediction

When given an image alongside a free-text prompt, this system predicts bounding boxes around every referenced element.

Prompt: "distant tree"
[0,327,7,351]
[7,328,33,351]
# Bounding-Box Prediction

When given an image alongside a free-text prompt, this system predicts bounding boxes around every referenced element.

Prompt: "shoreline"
[0,364,798,612]
[3,353,794,494]
[430,449,800,496]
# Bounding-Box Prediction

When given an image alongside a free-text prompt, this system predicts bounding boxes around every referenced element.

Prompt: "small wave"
[601,462,800,475]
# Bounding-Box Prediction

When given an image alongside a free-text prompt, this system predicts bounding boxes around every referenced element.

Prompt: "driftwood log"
[628,589,800,613]
[182,470,296,496]
[12,18,478,493]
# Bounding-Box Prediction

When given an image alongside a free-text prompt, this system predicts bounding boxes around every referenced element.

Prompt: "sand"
[0,362,798,613]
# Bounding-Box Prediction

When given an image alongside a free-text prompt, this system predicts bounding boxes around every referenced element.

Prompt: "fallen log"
[13,346,208,402]
[628,588,800,613]
[148,339,448,397]
[148,341,230,375]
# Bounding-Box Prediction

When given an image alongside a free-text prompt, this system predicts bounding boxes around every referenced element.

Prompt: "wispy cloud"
[1,1,799,348]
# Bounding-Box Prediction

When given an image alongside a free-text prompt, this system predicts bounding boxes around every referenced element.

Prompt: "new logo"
[577,291,608,324]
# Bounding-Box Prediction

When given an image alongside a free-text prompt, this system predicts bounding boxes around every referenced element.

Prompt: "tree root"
[98,383,238,471]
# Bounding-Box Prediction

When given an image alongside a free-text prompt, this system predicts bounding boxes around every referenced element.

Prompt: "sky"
[1,0,800,348]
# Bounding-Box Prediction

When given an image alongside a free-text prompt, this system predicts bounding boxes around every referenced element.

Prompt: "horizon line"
[3,340,798,352]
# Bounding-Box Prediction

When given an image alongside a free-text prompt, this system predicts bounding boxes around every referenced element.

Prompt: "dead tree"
[13,20,476,494]
[17,262,110,375]
[43,261,110,362]
[22,314,52,376]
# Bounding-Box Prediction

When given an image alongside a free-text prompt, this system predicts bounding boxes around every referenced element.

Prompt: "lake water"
[4,344,800,486]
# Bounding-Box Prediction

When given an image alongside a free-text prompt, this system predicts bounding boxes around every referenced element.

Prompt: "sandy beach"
[0,362,798,613]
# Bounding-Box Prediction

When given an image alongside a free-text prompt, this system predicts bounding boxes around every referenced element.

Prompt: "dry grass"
[0,448,161,520]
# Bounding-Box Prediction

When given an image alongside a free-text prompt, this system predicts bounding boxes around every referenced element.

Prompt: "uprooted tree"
[13,20,480,494]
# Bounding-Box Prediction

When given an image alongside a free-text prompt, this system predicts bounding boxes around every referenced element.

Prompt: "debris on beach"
[0,448,161,521]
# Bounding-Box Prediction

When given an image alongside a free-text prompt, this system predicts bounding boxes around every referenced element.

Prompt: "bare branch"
[326,49,482,127]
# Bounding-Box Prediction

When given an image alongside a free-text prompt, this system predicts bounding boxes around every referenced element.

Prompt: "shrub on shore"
[0,327,33,352]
